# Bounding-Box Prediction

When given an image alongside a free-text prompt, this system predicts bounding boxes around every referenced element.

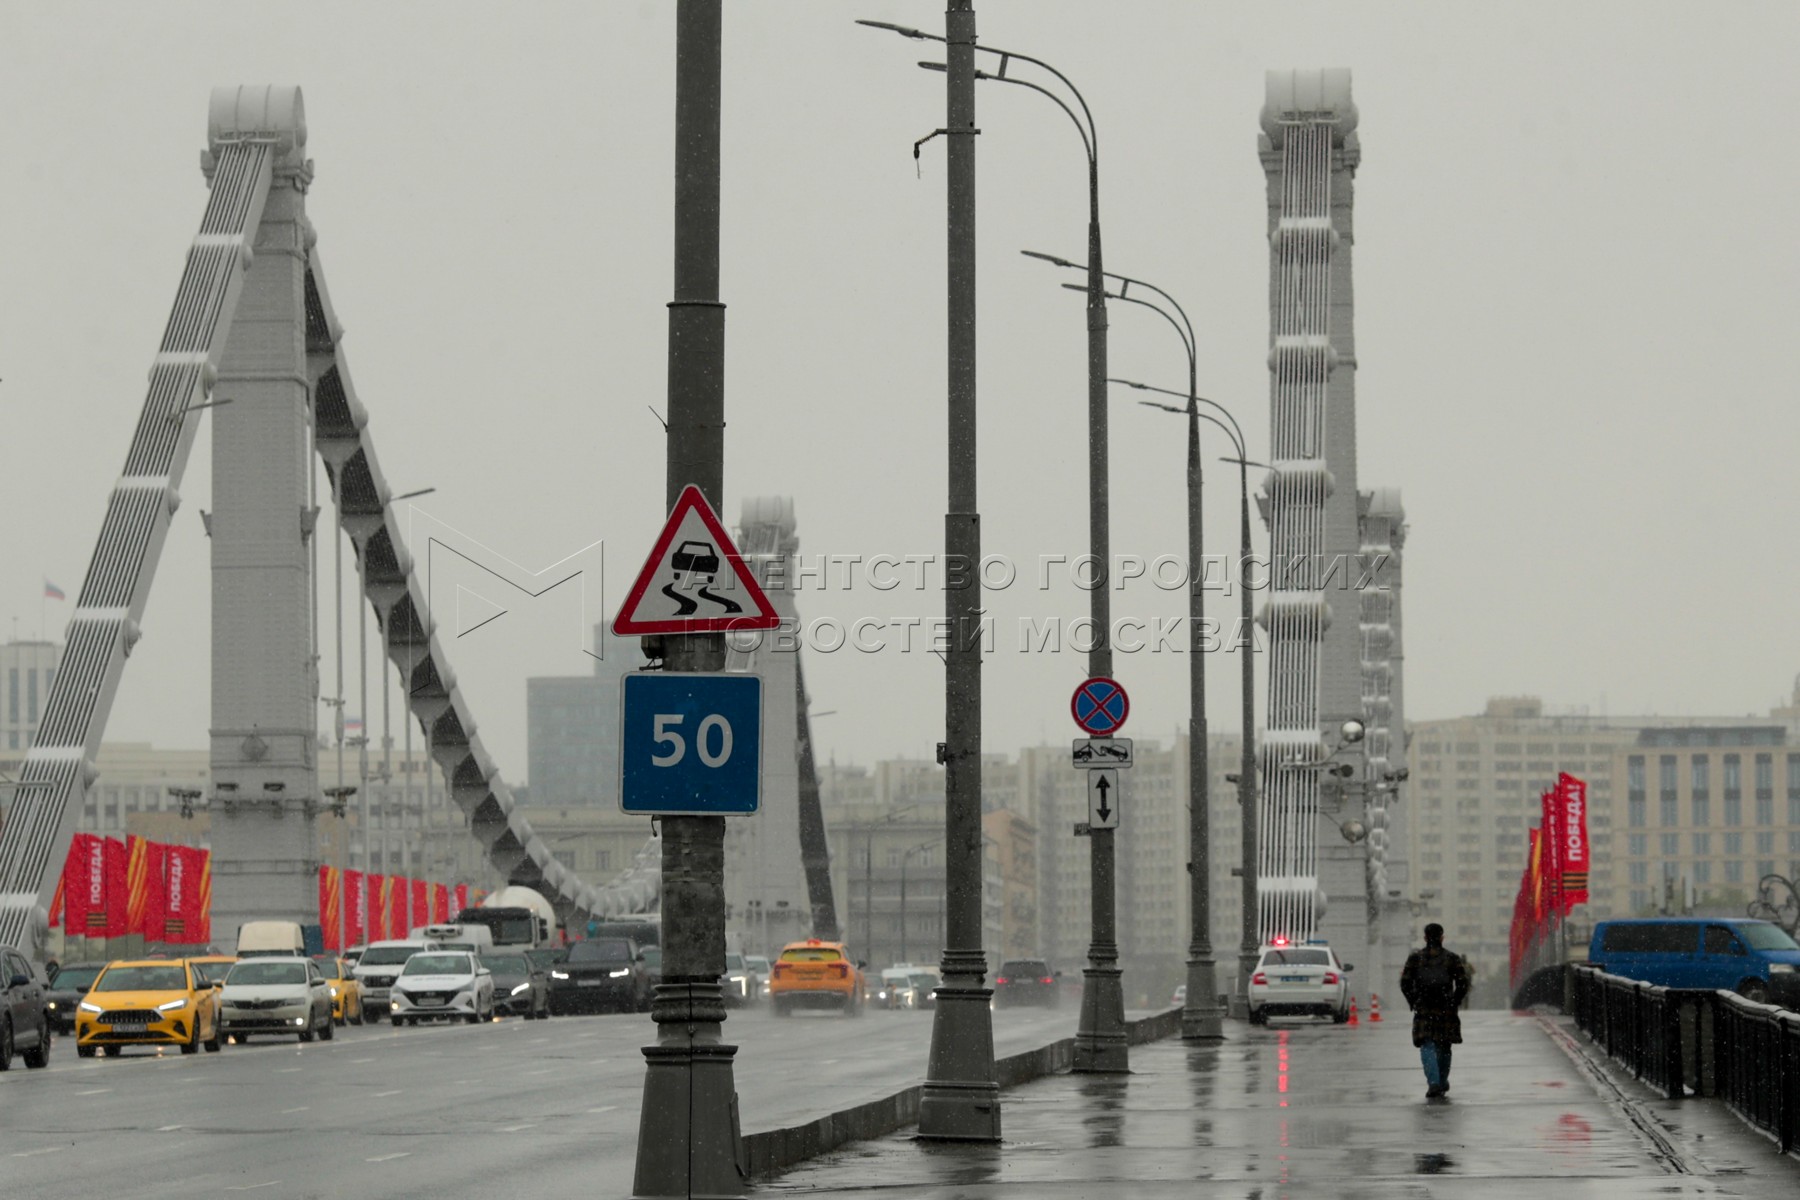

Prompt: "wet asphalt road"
[0,1001,1074,1199]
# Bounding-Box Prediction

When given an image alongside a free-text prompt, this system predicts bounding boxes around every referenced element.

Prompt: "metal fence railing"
[1568,964,1800,1153]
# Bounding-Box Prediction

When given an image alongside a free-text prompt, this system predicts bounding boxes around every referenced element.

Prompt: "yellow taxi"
[76,958,222,1057]
[312,956,365,1025]
[769,939,866,1017]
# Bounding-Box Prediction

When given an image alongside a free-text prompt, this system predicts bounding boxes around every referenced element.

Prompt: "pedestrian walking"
[1399,923,1470,1099]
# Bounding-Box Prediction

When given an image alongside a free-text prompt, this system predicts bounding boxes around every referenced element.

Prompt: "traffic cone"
[1369,993,1383,1023]
[1347,998,1360,1026]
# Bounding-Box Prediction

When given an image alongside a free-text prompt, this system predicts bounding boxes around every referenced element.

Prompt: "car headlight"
[79,1001,103,1014]
[46,1001,58,1011]
[609,968,631,979]
[551,970,569,980]
[157,998,189,1013]
[1771,964,1795,975]
[511,982,531,996]
[330,986,339,997]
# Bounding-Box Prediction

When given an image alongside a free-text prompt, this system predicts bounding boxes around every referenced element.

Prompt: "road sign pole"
[632,3,743,1196]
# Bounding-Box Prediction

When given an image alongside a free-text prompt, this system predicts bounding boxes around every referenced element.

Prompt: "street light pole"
[632,3,741,1197]
[1117,377,1264,1002]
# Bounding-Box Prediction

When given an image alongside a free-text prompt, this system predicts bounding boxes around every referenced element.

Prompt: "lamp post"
[858,4,1001,1139]
[923,29,1124,1078]
[1115,378,1264,1002]
[1039,267,1225,1042]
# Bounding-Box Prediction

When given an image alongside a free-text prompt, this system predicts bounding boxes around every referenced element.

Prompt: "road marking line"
[75,1088,112,1096]
[157,1124,183,1131]
[526,1068,552,1075]
[587,1105,618,1114]
[365,1152,411,1163]
[223,1184,279,1192]
[500,1123,537,1132]
[276,1067,302,1074]
[372,1089,404,1098]
[281,1106,308,1114]
[11,1147,65,1158]
[350,1057,375,1063]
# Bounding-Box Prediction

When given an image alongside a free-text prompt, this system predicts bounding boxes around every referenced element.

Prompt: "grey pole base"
[919,953,1001,1141]
[632,982,745,1200]
[1181,956,1225,1040]
[1073,965,1129,1073]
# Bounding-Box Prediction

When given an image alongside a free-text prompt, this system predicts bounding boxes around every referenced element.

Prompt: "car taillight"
[994,976,1009,985]
[772,963,788,976]
[1252,972,1267,986]
[1039,977,1054,984]
[1323,972,1338,985]
[829,963,846,977]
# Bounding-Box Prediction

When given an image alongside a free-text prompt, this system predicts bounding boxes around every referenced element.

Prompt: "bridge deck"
[768,1011,1800,1198]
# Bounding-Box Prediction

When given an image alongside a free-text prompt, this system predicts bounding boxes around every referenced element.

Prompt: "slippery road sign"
[1087,769,1120,829]
[613,485,780,635]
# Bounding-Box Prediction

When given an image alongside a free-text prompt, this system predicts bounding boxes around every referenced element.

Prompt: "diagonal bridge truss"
[0,86,654,952]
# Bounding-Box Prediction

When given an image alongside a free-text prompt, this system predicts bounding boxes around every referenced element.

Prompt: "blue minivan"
[1588,918,1800,1004]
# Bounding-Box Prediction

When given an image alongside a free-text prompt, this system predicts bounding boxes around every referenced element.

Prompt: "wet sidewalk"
[760,1010,1800,1198]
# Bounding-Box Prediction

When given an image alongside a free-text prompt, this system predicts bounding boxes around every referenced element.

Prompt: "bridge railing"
[1568,964,1800,1153]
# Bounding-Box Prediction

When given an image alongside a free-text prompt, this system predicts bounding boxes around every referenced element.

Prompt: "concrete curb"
[742,1007,1182,1180]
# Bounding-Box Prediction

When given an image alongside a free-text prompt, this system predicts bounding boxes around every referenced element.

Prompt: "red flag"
[366,874,388,943]
[343,868,366,948]
[319,866,343,952]
[47,872,64,929]
[125,836,149,936]
[411,878,428,930]
[101,836,130,938]
[163,845,207,944]
[1541,791,1564,918]
[195,850,212,945]
[142,842,169,945]
[1555,772,1590,912]
[453,883,470,916]
[431,883,449,924]
[63,834,102,938]
[388,876,409,940]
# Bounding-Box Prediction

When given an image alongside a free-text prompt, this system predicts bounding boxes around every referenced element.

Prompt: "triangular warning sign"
[613,484,780,635]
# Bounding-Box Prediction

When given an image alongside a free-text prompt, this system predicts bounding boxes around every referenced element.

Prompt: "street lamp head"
[855,18,930,39]
[1339,718,1366,745]
[1020,249,1080,270]
[1337,819,1368,844]
[1136,399,1183,415]
[917,61,947,73]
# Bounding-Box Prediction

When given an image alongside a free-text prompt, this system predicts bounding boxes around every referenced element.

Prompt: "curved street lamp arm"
[1101,277,1196,367]
[941,67,1091,166]
[1101,288,1195,377]
[977,45,1098,164]
[1109,377,1248,454]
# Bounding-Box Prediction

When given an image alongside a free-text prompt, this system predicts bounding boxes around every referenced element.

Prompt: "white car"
[1247,941,1351,1025]
[352,939,442,1024]
[219,957,334,1043]
[723,953,761,1007]
[389,951,495,1025]
[746,956,773,999]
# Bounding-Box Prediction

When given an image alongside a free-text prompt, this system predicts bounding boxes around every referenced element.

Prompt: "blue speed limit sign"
[620,673,762,815]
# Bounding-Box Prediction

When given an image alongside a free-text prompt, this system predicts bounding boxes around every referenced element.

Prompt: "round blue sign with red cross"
[1071,677,1130,736]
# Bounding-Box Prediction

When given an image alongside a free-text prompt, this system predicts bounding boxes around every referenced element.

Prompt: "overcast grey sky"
[5,2,1799,779]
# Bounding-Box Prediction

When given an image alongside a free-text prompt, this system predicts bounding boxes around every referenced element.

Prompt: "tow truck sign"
[1071,738,1132,770]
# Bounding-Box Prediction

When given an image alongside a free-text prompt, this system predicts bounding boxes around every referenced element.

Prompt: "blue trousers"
[1420,1041,1454,1089]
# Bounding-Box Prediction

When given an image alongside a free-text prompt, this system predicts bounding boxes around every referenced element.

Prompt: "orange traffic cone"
[1369,993,1383,1023]
[1347,998,1360,1026]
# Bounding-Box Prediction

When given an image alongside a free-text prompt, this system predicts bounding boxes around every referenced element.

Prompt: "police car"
[1247,938,1351,1025]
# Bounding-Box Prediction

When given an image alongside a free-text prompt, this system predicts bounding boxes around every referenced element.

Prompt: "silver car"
[723,953,762,1007]
[220,957,334,1043]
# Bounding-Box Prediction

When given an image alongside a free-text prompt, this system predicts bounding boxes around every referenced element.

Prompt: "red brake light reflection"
[994,976,1009,985]
[1039,976,1055,984]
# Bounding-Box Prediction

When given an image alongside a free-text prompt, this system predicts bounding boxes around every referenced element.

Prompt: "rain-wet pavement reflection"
[764,1011,1800,1197]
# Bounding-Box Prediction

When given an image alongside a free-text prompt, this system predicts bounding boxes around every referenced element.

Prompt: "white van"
[409,923,495,954]
[351,938,442,1022]
[237,920,307,958]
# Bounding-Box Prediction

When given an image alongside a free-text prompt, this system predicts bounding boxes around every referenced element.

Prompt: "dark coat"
[1400,946,1471,1047]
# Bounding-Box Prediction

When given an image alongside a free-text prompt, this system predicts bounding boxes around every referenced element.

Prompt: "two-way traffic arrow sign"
[1087,768,1120,830]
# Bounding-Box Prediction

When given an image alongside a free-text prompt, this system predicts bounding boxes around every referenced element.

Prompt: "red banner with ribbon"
[343,868,366,949]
